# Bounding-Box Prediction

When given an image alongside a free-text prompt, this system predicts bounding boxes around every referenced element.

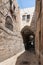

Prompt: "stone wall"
[35,0,43,65]
[0,0,24,62]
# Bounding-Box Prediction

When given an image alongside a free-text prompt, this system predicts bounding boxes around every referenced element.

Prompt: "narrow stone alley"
[0,0,43,65]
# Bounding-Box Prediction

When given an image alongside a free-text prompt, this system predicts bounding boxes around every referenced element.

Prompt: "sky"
[17,0,35,9]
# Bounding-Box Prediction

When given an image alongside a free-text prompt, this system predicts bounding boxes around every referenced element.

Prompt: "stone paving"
[0,50,25,65]
[16,51,39,65]
[0,50,39,65]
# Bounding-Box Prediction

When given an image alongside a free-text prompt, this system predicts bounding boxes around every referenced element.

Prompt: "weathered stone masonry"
[0,0,24,62]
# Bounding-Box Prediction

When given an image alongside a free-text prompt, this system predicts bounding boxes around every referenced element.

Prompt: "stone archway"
[21,26,35,52]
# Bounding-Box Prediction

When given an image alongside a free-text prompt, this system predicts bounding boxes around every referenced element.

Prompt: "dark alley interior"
[21,26,35,52]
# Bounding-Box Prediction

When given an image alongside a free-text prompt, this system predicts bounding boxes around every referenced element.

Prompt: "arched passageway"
[21,26,35,52]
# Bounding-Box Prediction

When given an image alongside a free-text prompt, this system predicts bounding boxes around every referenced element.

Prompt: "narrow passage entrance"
[21,26,35,52]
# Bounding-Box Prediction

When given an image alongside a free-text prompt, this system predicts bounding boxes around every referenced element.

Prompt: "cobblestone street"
[16,50,39,65]
[0,50,39,65]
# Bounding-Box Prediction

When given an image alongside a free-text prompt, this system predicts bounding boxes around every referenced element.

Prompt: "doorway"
[21,26,35,52]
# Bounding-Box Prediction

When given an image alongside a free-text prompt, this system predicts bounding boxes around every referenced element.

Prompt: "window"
[27,15,30,22]
[22,14,30,22]
[27,15,30,19]
[22,15,26,21]
[5,16,13,31]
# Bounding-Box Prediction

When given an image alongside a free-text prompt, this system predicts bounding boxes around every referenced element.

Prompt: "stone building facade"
[0,0,24,62]
[19,7,35,31]
[35,0,43,65]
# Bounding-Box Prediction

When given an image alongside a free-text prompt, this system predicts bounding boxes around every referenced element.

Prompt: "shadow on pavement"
[15,50,39,65]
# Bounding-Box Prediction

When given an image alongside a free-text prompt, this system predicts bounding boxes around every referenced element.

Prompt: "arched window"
[5,16,13,31]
